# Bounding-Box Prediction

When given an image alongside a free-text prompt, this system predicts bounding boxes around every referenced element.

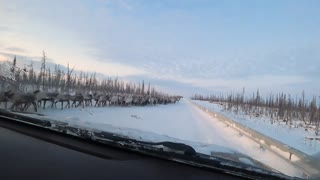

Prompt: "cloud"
[85,60,147,77]
[176,75,308,90]
[4,47,27,53]
[0,50,147,78]
[123,71,318,97]
[0,26,9,32]
[135,68,317,95]
[1,0,319,96]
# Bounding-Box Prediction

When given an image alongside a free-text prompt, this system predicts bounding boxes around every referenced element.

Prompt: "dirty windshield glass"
[0,0,319,179]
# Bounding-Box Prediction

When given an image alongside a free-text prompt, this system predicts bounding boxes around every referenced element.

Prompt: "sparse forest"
[0,52,174,96]
[192,89,320,135]
[0,52,160,96]
[0,52,182,112]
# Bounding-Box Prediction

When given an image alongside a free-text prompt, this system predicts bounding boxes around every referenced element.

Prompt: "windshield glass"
[1,0,319,179]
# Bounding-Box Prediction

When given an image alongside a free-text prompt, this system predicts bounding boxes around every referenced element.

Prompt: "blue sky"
[0,0,319,96]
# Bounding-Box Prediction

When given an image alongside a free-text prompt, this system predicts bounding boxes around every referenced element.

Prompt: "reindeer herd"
[0,90,183,112]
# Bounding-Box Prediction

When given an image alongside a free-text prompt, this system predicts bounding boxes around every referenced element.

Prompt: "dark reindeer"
[36,92,59,109]
[6,90,40,112]
[0,90,11,109]
[54,94,71,109]
[70,93,84,108]
[84,94,93,106]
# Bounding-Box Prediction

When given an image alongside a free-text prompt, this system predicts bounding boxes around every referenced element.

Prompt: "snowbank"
[191,100,320,157]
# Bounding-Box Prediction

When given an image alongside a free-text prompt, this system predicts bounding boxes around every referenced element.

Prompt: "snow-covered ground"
[191,100,320,157]
[8,99,303,177]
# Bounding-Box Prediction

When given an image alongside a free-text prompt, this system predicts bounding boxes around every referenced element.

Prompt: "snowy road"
[32,99,302,177]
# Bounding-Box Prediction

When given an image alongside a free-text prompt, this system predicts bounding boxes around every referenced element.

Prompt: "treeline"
[0,52,161,96]
[192,89,320,135]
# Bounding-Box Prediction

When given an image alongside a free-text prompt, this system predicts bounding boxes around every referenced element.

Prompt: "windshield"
[0,0,319,179]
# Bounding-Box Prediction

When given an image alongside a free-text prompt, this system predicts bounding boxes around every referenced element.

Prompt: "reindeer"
[105,93,112,106]
[70,93,84,108]
[96,94,108,107]
[6,90,40,112]
[36,92,59,109]
[110,95,120,106]
[93,92,102,107]
[118,94,126,106]
[0,90,11,109]
[148,96,157,106]
[169,97,177,104]
[92,92,108,107]
[124,94,133,106]
[132,95,141,106]
[83,94,93,106]
[54,93,71,109]
[140,96,149,106]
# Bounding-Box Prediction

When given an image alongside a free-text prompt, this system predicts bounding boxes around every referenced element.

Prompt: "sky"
[0,0,320,97]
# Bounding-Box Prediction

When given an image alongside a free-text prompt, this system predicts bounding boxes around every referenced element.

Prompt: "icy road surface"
[33,99,302,177]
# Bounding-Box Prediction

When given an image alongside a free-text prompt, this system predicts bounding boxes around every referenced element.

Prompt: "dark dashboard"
[0,123,241,180]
